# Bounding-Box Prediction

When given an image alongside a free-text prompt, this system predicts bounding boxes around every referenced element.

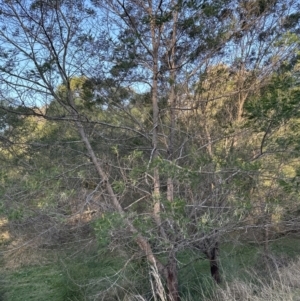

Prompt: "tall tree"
[0,0,300,299]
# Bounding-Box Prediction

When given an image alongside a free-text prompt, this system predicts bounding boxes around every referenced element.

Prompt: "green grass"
[0,247,123,301]
[270,236,300,257]
[3,265,64,301]
[177,250,215,299]
[1,236,300,301]
[219,243,260,282]
[1,247,153,301]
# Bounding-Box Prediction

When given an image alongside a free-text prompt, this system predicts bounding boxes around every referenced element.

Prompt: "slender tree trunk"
[207,241,221,284]
[77,119,172,276]
[150,15,162,228]
[165,10,181,301]
[166,249,180,301]
[166,9,177,202]
[203,236,221,284]
[149,8,181,300]
[263,210,270,255]
[65,91,168,290]
[264,223,269,255]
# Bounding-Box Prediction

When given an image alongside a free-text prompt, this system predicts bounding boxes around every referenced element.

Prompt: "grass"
[178,251,215,299]
[1,245,154,301]
[1,236,300,301]
[206,257,300,301]
[270,236,300,257]
[3,265,64,301]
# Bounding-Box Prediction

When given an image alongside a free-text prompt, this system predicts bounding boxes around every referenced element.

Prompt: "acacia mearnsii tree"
[90,0,300,294]
[0,0,300,300]
[0,1,184,299]
[91,0,236,295]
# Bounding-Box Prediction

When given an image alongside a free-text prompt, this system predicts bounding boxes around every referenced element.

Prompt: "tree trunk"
[263,213,270,255]
[166,250,180,301]
[165,11,180,301]
[150,9,162,228]
[205,241,221,284]
[72,107,168,291]
[166,8,178,203]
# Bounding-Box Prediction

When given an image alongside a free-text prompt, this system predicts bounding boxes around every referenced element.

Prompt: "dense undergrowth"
[1,236,300,301]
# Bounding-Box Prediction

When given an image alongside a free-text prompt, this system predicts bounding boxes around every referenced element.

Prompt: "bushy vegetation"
[2,237,300,300]
[1,0,300,300]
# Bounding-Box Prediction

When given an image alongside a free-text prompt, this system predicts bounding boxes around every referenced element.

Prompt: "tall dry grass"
[208,257,300,301]
[121,256,300,301]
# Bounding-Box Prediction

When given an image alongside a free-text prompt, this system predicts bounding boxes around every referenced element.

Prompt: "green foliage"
[110,60,138,77]
[132,214,154,237]
[93,213,125,247]
[245,74,300,127]
[112,180,126,193]
[2,0,300,299]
